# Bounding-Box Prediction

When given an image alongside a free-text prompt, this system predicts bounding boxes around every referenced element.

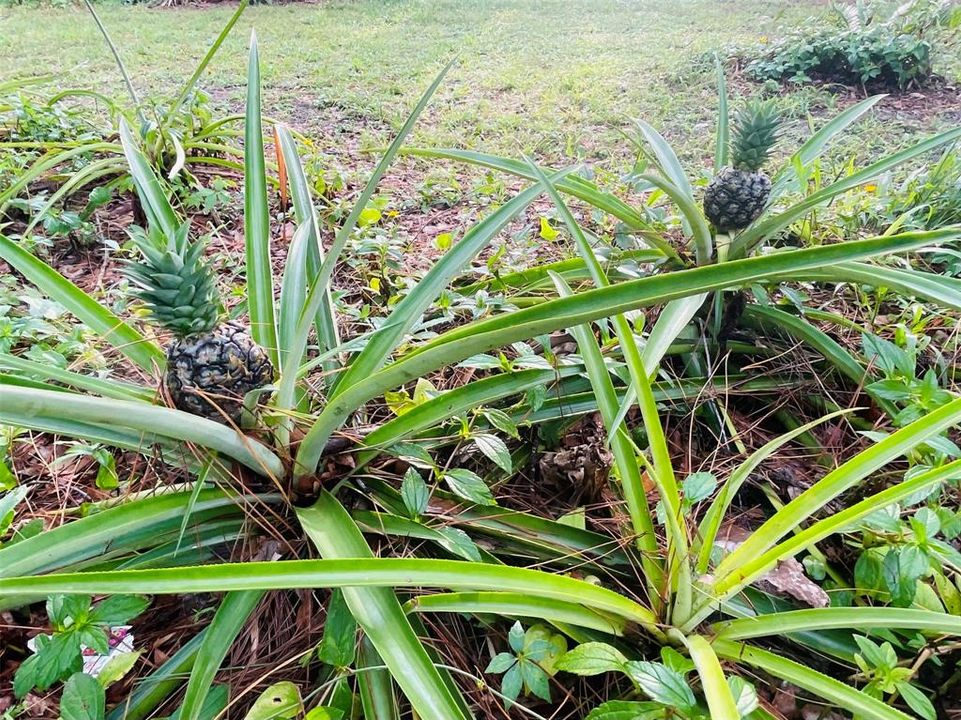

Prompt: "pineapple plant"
[703,100,780,232]
[125,221,274,423]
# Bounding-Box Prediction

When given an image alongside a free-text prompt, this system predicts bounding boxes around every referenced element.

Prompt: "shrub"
[746,0,944,90]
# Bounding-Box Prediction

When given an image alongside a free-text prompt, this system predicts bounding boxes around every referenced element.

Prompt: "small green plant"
[854,636,937,720]
[746,1,938,90]
[484,622,566,707]
[13,594,148,697]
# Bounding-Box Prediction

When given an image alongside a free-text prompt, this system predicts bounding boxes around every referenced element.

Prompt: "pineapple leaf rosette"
[126,222,273,422]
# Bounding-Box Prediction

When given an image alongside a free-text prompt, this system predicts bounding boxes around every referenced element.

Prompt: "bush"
[746,1,946,90]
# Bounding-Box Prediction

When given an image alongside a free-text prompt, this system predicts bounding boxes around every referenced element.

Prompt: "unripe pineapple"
[126,223,273,423]
[703,100,780,232]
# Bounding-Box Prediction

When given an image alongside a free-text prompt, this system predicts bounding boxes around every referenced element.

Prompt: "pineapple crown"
[125,222,222,338]
[730,100,780,172]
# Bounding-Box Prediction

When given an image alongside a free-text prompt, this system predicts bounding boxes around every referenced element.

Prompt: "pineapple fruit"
[703,100,780,232]
[126,222,273,423]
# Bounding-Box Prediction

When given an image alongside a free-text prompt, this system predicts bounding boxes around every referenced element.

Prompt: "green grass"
[7,0,952,170]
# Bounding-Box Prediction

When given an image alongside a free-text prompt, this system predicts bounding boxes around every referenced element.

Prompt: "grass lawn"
[4,0,957,173]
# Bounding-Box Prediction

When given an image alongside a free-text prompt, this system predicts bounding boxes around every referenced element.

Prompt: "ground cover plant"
[744,0,961,91]
[4,2,961,720]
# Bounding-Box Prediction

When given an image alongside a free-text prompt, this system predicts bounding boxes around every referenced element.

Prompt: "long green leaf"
[0,142,121,212]
[399,147,679,259]
[0,558,655,624]
[806,262,961,312]
[0,489,258,578]
[0,235,163,372]
[180,591,264,720]
[281,58,456,408]
[638,172,712,264]
[551,272,665,594]
[608,293,706,444]
[277,223,310,372]
[119,119,179,238]
[407,592,625,635]
[357,637,400,720]
[298,492,472,720]
[533,158,671,600]
[295,229,955,477]
[683,635,738,720]
[633,119,694,200]
[714,607,961,640]
[0,386,284,478]
[333,168,574,398]
[695,409,854,574]
[106,631,205,720]
[275,126,340,374]
[713,403,961,590]
[244,31,279,364]
[0,353,155,402]
[712,640,912,720]
[712,457,961,606]
[769,95,886,200]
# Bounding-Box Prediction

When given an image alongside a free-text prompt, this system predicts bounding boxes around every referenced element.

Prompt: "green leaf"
[585,701,669,720]
[181,591,264,720]
[0,486,28,537]
[555,643,628,676]
[713,400,961,595]
[329,166,574,400]
[508,621,525,653]
[625,661,697,712]
[94,453,118,491]
[713,607,961,640]
[713,639,912,720]
[89,595,149,624]
[895,681,936,720]
[243,31,279,364]
[61,672,105,720]
[14,631,82,696]
[96,651,140,689]
[472,434,512,473]
[242,682,303,720]
[118,119,177,236]
[434,527,482,562]
[683,635,739,720]
[297,229,956,479]
[0,387,284,479]
[407,592,626,635]
[769,95,886,200]
[356,637,399,720]
[401,468,429,517]
[443,468,495,506]
[520,660,551,701]
[485,652,517,674]
[683,472,717,503]
[318,590,357,668]
[728,676,758,717]
[294,57,458,403]
[501,662,523,704]
[298,493,471,720]
[539,216,559,241]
